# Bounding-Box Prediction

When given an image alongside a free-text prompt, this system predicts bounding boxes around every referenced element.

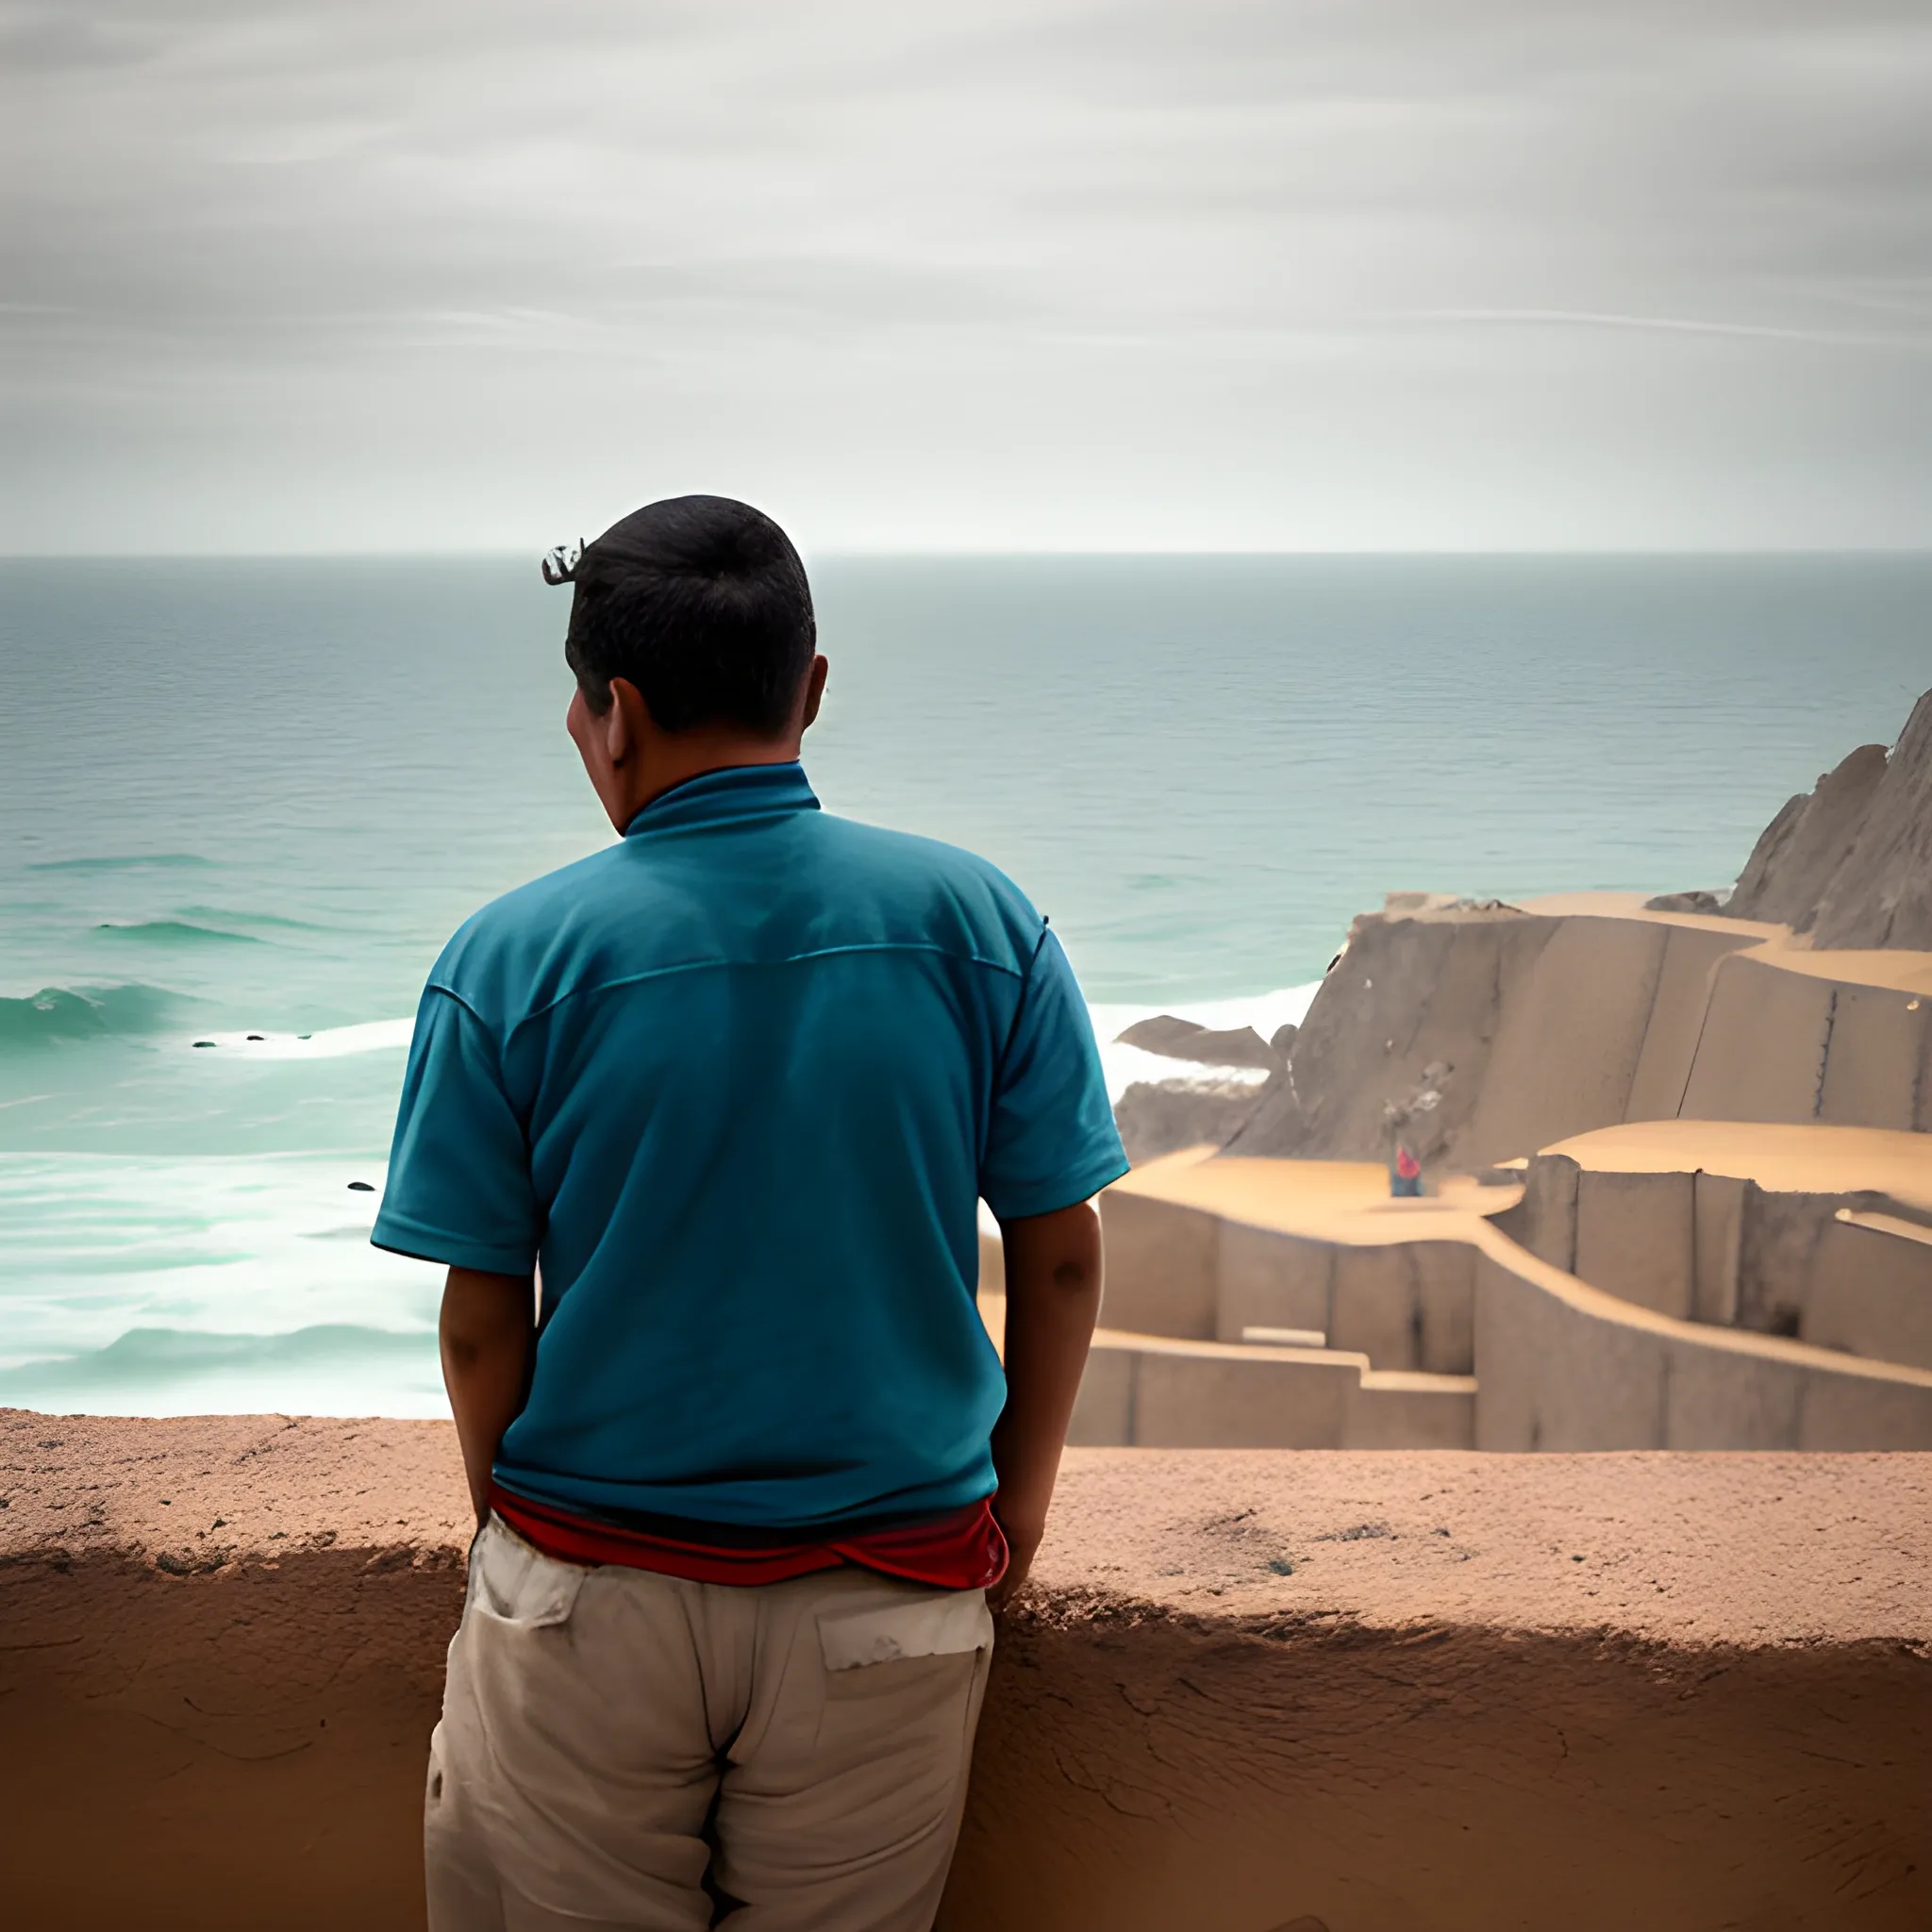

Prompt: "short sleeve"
[370,987,541,1274]
[979,927,1129,1222]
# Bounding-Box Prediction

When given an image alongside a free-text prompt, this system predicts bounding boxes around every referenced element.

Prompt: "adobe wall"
[1501,1147,1932,1367]
[1677,950,1932,1129]
[1100,1191,1476,1373]
[6,1414,1929,1932]
[1473,1233,1932,1450]
[1096,1176,1932,1451]
[1068,1333,1476,1450]
[1226,899,1932,1169]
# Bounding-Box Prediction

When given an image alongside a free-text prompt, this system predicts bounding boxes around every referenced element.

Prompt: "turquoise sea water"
[1,554,1926,1414]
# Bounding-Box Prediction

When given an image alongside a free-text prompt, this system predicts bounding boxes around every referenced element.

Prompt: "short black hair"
[553,495,815,735]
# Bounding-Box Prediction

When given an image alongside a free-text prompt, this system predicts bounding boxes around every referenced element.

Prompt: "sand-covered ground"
[1542,1117,1932,1210]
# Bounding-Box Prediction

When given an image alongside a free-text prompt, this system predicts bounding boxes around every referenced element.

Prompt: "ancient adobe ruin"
[1071,687,1932,1455]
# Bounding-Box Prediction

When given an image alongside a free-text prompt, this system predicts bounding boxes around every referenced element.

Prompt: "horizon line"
[4,544,1932,565]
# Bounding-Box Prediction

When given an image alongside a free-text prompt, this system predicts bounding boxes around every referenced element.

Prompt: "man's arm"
[988,1196,1104,1609]
[441,1266,536,1528]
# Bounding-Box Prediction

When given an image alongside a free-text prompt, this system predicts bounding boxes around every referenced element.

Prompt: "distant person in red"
[1391,1141,1424,1197]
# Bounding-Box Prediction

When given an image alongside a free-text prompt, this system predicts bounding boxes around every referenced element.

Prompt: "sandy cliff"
[6,1413,1929,1932]
[1217,896,1931,1169]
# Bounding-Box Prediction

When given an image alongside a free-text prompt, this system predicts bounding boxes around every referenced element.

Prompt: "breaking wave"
[93,919,263,945]
[0,1323,432,1383]
[0,1324,446,1417]
[27,852,218,873]
[0,983,178,1052]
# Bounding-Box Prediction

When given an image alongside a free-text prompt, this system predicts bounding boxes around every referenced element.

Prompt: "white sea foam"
[8,981,1324,1414]
[183,1017,416,1059]
[1086,981,1320,1104]
[0,1151,447,1416]
[179,985,1324,1100]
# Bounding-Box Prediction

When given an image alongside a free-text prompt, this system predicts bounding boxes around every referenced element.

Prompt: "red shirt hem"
[490,1484,1008,1591]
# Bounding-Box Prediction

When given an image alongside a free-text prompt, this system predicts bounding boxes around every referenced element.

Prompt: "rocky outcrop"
[1723,687,1932,948]
[1114,1014,1279,1070]
[1642,889,1723,914]
[1812,690,1932,950]
[1113,1075,1262,1162]
[1224,906,1778,1169]
[1225,908,1558,1169]
[1728,741,1890,928]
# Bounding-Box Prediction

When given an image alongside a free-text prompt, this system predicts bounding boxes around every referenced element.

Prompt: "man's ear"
[605,677,644,769]
[800,656,829,731]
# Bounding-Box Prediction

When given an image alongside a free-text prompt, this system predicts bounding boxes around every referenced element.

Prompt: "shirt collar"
[623,761,821,840]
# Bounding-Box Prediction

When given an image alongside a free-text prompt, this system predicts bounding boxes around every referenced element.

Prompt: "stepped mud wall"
[6,1415,1929,1932]
[1474,1228,1932,1450]
[1504,1146,1932,1364]
[1224,902,1932,1169]
[1092,1146,1932,1452]
[1069,1330,1477,1450]
[1101,1188,1476,1368]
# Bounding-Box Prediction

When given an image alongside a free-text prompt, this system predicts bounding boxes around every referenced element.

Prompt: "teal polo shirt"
[373,762,1126,1532]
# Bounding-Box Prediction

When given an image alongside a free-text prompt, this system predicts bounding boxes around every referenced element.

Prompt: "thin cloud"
[1409,308,1932,353]
[2,0,1929,550]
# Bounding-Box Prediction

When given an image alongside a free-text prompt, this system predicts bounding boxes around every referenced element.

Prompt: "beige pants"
[425,1516,994,1932]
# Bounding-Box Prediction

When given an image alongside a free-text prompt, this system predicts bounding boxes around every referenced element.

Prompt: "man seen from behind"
[372,494,1127,1931]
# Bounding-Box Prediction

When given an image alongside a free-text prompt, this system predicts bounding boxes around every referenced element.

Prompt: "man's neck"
[625,731,800,824]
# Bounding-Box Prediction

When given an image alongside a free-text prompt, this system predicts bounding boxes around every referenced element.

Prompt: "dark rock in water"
[246,1034,265,1041]
[1643,891,1723,914]
[346,1180,375,1192]
[1115,1015,1279,1070]
[1113,1076,1264,1164]
[1726,741,1888,932]
[192,1040,216,1048]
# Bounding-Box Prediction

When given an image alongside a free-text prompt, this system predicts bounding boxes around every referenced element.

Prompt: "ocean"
[1,553,1925,1416]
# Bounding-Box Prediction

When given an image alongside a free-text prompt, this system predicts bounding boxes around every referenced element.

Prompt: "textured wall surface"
[6,1415,1931,1931]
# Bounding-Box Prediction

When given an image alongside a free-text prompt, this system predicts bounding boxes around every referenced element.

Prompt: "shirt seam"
[440,941,1031,1041]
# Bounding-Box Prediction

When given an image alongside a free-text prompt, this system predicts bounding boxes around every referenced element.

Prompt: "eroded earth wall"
[1227,906,1932,1168]
[6,1415,1930,1932]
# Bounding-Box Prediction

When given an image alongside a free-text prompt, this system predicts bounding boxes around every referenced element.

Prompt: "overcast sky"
[4,0,1930,552]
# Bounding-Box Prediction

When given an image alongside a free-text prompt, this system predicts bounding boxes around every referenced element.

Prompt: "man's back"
[375,759,1122,1530]
[387,495,1120,1932]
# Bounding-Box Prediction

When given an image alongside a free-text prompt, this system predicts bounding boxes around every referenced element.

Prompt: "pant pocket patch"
[469,1517,586,1629]
[817,1588,992,1672]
